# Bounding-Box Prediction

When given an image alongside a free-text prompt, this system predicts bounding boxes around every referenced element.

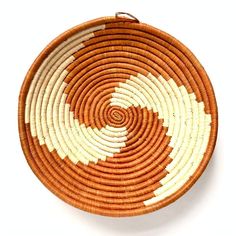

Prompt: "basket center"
[106,105,128,127]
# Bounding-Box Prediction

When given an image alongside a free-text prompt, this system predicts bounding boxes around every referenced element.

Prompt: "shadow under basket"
[18,13,218,217]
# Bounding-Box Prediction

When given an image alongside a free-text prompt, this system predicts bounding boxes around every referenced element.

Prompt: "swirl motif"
[19,16,217,216]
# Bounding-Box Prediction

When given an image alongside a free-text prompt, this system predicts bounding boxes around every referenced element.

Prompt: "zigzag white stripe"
[111,73,211,206]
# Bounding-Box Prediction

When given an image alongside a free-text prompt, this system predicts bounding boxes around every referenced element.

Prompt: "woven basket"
[18,13,218,217]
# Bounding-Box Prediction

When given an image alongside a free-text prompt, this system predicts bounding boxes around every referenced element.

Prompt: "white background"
[0,0,234,235]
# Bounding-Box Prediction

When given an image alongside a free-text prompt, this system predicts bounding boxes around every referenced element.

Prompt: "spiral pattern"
[19,16,217,216]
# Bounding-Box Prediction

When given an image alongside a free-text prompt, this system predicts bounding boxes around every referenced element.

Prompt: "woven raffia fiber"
[18,13,218,217]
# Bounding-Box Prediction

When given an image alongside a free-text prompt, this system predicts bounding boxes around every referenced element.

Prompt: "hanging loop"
[115,12,140,23]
